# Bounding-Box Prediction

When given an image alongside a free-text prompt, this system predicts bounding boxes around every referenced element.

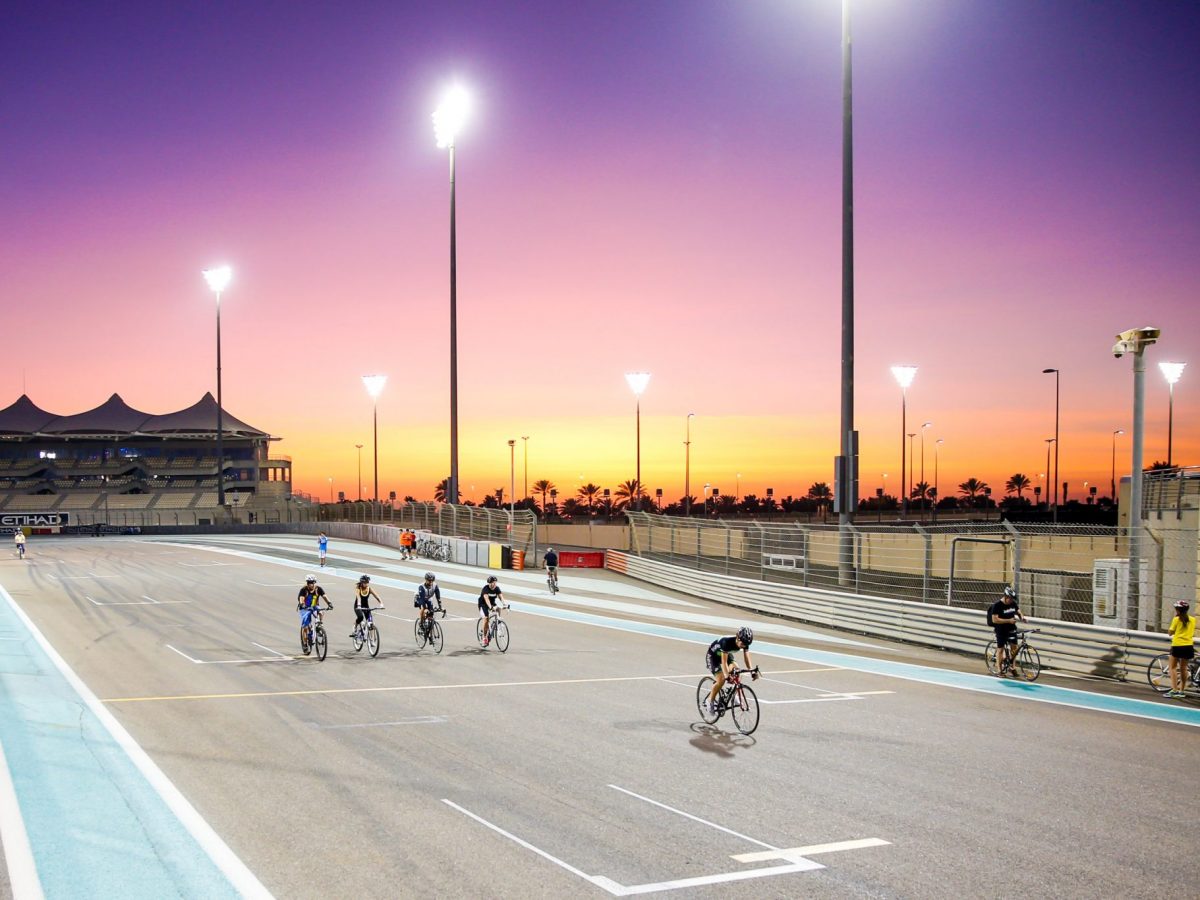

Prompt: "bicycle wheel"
[476,617,487,647]
[314,625,328,661]
[696,677,719,724]
[1013,645,1041,682]
[984,640,1000,676]
[367,624,380,658]
[414,617,427,648]
[429,620,444,654]
[1147,653,1172,693]
[352,625,364,653]
[493,620,509,653]
[730,685,760,736]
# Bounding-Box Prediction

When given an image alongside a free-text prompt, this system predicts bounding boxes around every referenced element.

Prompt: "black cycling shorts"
[1170,645,1195,660]
[706,649,726,674]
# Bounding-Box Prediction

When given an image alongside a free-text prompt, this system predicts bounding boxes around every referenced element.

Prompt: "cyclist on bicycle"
[987,586,1026,675]
[351,575,382,637]
[478,575,504,647]
[14,530,26,559]
[414,572,441,631]
[297,575,333,654]
[1167,599,1195,699]
[704,626,758,716]
[544,547,558,584]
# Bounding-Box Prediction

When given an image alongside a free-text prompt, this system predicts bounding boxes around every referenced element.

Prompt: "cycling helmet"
[305,575,316,584]
[1003,586,1017,599]
[1175,600,1191,610]
[546,547,554,553]
[358,575,370,584]
[424,572,436,581]
[486,575,498,584]
[737,626,754,646]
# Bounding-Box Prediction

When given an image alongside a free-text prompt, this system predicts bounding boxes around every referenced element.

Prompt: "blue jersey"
[318,536,328,551]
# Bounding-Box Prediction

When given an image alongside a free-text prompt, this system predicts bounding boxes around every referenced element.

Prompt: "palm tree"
[1005,473,1031,498]
[577,482,602,516]
[613,479,641,510]
[807,482,833,520]
[911,481,931,505]
[532,479,555,512]
[433,478,449,502]
[958,478,989,503]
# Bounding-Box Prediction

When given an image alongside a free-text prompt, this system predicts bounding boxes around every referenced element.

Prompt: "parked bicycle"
[302,613,329,661]
[1147,653,1200,695]
[696,666,760,735]
[984,628,1041,681]
[476,603,510,652]
[417,539,450,562]
[414,614,444,653]
[351,607,383,658]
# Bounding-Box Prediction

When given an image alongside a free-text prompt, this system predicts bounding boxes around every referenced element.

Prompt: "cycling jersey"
[544,551,558,568]
[1169,614,1196,647]
[298,586,327,609]
[479,584,502,609]
[706,636,740,673]
[354,585,377,609]
[414,583,441,609]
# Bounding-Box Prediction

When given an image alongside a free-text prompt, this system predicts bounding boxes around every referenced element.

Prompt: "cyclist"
[317,532,329,567]
[987,586,1026,675]
[14,530,26,559]
[351,575,382,638]
[704,626,758,716]
[297,575,333,654]
[544,547,558,589]
[1167,599,1195,699]
[478,575,505,646]
[414,572,441,633]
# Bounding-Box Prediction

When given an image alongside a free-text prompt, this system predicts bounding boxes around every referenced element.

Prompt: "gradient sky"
[2,0,1197,503]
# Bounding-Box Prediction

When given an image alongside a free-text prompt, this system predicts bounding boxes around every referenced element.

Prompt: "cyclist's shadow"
[688,722,756,758]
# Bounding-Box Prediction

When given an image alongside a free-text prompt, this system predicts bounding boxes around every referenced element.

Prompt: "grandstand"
[0,392,292,522]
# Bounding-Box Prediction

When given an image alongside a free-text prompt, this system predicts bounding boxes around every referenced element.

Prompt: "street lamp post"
[891,366,917,516]
[703,482,712,518]
[328,476,334,503]
[202,265,232,508]
[684,413,694,517]
[1042,368,1060,522]
[920,421,933,504]
[625,373,650,510]
[1111,428,1124,502]
[907,433,916,504]
[355,444,363,501]
[1044,438,1055,510]
[507,439,516,532]
[1159,362,1186,466]
[736,473,742,503]
[362,375,387,502]
[521,435,529,501]
[934,438,944,522]
[434,85,470,506]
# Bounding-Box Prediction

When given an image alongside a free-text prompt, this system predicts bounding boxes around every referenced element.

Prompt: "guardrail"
[606,550,1173,683]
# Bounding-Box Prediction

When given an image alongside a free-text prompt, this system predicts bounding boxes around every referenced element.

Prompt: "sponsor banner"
[0,513,71,528]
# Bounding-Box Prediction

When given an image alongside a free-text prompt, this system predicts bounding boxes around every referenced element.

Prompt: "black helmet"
[737,626,754,646]
[486,575,497,584]
[359,575,370,584]
[424,572,436,581]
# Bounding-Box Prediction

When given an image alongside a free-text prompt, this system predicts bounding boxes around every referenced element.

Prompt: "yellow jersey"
[1169,615,1196,647]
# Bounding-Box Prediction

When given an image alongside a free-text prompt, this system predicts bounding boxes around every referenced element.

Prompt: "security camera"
[1112,326,1160,358]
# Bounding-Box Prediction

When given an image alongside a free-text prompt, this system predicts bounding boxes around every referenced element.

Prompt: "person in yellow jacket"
[1167,599,1195,699]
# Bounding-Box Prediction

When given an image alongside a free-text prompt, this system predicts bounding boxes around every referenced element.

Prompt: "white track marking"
[733,838,890,862]
[607,785,777,849]
[312,716,448,729]
[592,862,822,896]
[0,738,45,899]
[86,596,190,606]
[250,642,290,658]
[245,581,295,587]
[179,562,237,568]
[166,644,202,663]
[165,644,295,665]
[0,586,272,897]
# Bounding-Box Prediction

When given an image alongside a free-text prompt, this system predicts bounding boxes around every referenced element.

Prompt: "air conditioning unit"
[1092,558,1149,627]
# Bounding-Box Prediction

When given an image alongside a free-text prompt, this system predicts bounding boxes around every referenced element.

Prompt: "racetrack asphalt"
[0,534,1193,898]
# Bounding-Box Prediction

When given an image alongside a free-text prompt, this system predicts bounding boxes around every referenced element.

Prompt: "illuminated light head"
[202,265,232,294]
[433,85,471,149]
[891,365,917,390]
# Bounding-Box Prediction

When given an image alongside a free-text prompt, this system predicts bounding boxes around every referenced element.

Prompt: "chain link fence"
[318,501,538,557]
[625,511,1198,631]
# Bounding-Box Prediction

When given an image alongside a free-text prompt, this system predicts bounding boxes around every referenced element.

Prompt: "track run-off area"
[1,534,1195,899]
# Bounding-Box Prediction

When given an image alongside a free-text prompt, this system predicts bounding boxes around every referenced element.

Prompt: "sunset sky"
[2,1,1197,504]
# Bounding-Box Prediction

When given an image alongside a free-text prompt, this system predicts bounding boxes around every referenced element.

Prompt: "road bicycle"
[696,666,761,735]
[16,542,25,560]
[414,613,444,653]
[476,603,510,652]
[984,628,1041,681]
[300,608,331,661]
[547,567,559,594]
[350,606,383,658]
[417,540,450,562]
[1147,652,1200,695]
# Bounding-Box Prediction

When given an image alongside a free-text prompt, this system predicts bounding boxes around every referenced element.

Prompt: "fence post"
[846,523,861,592]
[796,523,810,586]
[914,524,932,602]
[1002,521,1021,592]
[720,519,731,575]
[752,522,766,581]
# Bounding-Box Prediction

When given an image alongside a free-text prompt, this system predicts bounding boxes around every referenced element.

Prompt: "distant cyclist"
[14,530,26,560]
[414,572,442,630]
[544,547,558,589]
[987,586,1026,675]
[704,626,758,716]
[297,575,333,654]
[317,532,329,568]
[351,575,382,637]
[478,575,505,647]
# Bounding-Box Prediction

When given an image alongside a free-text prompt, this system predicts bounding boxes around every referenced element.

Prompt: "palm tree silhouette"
[958,478,989,503]
[433,478,449,503]
[577,482,602,516]
[911,481,931,504]
[613,479,641,510]
[1005,473,1031,499]
[532,479,555,512]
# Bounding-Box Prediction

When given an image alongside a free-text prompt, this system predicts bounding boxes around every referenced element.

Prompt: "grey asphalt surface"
[1,534,1194,898]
